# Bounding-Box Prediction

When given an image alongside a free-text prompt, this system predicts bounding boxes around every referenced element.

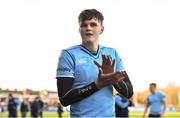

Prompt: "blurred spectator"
[38,97,44,118]
[20,99,29,118]
[143,83,166,118]
[115,93,134,117]
[31,97,40,117]
[7,93,18,117]
[0,101,4,117]
[57,103,63,118]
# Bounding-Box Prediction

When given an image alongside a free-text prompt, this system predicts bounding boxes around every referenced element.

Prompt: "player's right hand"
[94,54,115,74]
[95,68,125,89]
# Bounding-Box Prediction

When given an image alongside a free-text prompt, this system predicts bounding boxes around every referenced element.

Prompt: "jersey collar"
[79,45,102,59]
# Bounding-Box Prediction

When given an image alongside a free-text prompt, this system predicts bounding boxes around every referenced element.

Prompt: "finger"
[117,76,125,81]
[111,77,125,83]
[112,59,115,68]
[102,54,106,63]
[117,71,126,76]
[121,71,126,76]
[107,55,112,64]
[110,75,125,82]
[102,54,110,65]
[104,55,109,64]
[123,71,126,75]
[109,55,112,62]
[113,73,122,79]
[98,68,103,77]
[109,72,125,79]
[101,71,117,78]
[106,73,125,82]
[94,60,102,68]
[104,55,108,60]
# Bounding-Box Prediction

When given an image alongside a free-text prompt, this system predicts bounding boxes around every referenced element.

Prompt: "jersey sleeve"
[114,49,125,71]
[115,95,129,108]
[56,50,75,78]
[160,92,166,102]
[147,96,151,105]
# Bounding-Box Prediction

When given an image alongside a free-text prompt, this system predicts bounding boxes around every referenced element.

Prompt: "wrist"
[95,80,103,89]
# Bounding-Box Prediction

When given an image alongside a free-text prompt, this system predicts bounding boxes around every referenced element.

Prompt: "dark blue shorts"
[149,113,161,117]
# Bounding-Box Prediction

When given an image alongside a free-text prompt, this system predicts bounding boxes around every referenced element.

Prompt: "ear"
[100,26,104,34]
[79,27,81,34]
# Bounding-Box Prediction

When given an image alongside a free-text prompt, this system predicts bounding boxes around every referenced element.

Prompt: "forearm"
[113,72,133,98]
[116,101,129,108]
[143,105,149,117]
[58,82,99,106]
[162,101,167,115]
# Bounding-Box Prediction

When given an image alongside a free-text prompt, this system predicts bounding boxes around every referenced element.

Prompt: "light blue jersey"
[147,92,166,114]
[56,45,124,117]
[115,95,129,108]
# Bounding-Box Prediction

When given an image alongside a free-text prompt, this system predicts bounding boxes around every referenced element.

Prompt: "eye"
[90,23,97,27]
[80,23,87,28]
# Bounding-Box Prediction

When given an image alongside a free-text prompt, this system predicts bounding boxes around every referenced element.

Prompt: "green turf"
[129,112,180,118]
[0,112,70,118]
[1,111,180,117]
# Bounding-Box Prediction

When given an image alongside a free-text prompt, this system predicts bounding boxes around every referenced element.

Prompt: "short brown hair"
[78,9,104,24]
[150,83,157,87]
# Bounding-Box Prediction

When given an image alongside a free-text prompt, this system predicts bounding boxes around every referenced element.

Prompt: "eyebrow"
[80,21,100,26]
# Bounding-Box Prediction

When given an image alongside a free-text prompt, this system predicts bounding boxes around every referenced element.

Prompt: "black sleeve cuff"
[113,80,133,99]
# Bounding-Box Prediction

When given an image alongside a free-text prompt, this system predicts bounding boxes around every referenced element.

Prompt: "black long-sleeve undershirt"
[113,72,133,99]
[57,72,133,106]
[57,78,99,106]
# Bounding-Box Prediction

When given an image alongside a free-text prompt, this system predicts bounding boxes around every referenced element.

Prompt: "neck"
[81,41,99,53]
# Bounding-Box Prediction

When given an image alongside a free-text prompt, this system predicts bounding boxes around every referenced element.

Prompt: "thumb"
[94,60,101,68]
[98,68,103,77]
[99,68,103,74]
[112,59,115,68]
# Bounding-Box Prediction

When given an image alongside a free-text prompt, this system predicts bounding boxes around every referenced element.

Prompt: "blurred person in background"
[143,83,167,118]
[31,97,40,117]
[7,93,18,117]
[115,93,134,117]
[0,100,4,117]
[37,97,44,118]
[20,98,29,118]
[57,102,63,118]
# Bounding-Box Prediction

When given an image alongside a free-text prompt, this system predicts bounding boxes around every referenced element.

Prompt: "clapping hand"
[94,55,125,89]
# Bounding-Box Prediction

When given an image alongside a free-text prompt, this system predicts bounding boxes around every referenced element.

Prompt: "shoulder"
[100,45,116,51]
[59,45,80,57]
[100,45,118,55]
[157,91,166,97]
[65,45,80,51]
[62,45,80,53]
[147,93,152,99]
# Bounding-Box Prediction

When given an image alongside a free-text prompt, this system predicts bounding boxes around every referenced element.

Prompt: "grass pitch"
[1,111,180,117]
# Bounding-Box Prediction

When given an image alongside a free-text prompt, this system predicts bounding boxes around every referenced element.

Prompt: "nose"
[86,24,92,31]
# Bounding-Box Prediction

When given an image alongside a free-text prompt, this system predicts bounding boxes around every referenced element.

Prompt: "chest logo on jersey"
[77,59,88,64]
[57,67,71,72]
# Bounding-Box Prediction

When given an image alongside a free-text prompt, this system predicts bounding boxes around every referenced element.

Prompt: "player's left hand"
[160,114,164,118]
[94,54,115,74]
[95,68,125,89]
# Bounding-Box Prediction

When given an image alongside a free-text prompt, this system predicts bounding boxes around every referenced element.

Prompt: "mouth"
[85,33,93,37]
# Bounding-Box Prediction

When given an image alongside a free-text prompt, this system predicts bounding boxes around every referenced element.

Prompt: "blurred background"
[0,0,180,117]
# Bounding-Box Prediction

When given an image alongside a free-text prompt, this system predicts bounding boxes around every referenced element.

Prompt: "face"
[149,85,156,93]
[79,18,104,44]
